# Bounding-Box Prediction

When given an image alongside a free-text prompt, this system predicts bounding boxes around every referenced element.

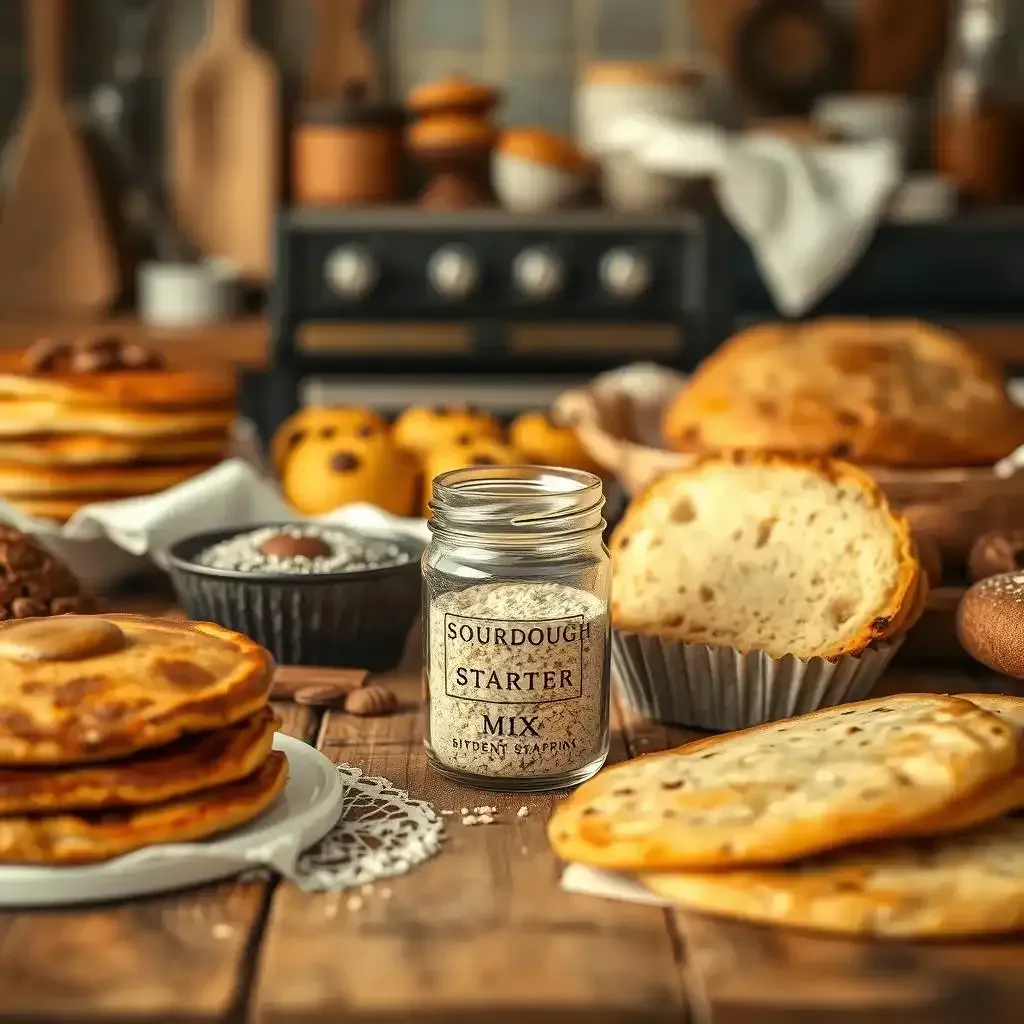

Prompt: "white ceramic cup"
[576,63,707,212]
[137,259,240,328]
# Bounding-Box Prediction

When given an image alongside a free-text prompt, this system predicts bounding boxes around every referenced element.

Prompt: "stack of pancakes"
[0,343,235,522]
[0,614,286,865]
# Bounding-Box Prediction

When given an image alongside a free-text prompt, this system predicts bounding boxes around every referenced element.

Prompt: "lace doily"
[276,764,446,892]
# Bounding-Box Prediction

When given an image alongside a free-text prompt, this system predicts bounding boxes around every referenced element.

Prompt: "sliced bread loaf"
[610,454,919,659]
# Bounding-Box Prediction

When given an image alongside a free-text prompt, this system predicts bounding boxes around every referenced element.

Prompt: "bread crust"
[547,694,1019,871]
[610,452,920,659]
[897,694,1024,837]
[640,817,1024,939]
[662,320,1024,467]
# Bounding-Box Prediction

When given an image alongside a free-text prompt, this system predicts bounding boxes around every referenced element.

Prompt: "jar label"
[429,601,607,779]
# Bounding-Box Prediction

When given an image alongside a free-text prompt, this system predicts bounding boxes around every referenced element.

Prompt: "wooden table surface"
[2,601,1024,1024]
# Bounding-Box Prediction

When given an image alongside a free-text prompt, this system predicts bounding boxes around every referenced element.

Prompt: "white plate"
[0,734,343,907]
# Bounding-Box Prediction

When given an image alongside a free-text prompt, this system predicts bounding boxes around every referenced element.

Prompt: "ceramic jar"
[292,84,406,206]
[493,128,590,213]
[576,62,707,212]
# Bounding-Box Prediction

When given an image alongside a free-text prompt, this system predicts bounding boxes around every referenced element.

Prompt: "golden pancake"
[0,401,234,439]
[0,368,236,409]
[0,615,273,765]
[0,706,278,814]
[0,460,218,497]
[0,432,229,467]
[0,750,288,864]
[4,496,96,523]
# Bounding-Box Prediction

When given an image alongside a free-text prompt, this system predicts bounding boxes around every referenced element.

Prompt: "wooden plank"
[0,702,316,1024]
[615,666,1024,1024]
[251,670,689,1023]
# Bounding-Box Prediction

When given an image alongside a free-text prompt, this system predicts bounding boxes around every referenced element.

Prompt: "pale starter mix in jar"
[422,466,611,792]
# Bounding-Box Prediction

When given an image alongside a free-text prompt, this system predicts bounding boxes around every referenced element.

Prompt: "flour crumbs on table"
[427,581,609,783]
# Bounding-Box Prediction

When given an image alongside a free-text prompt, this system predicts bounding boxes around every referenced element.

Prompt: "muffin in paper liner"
[612,629,905,732]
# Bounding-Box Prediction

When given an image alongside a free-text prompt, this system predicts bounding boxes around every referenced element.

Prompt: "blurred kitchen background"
[1,0,1023,439]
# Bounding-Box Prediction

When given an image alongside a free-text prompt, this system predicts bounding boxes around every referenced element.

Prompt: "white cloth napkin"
[561,862,671,906]
[0,451,429,591]
[596,113,902,317]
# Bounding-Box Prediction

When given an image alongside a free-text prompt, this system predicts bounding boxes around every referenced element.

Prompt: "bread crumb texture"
[610,456,916,659]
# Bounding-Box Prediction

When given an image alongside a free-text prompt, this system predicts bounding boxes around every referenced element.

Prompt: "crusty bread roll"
[610,453,920,659]
[662,319,1024,467]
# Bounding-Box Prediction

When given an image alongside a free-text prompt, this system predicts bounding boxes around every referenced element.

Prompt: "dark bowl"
[165,524,423,671]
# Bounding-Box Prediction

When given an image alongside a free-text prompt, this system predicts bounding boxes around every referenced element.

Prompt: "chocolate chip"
[471,455,498,466]
[22,338,73,374]
[319,426,336,439]
[453,434,473,446]
[258,533,332,560]
[331,451,362,473]
[287,430,306,449]
[355,424,377,438]
[119,343,165,370]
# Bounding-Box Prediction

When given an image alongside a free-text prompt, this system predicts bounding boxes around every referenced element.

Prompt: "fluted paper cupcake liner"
[612,629,904,732]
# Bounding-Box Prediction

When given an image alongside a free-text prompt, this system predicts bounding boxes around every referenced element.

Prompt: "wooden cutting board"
[0,0,119,316]
[305,0,378,103]
[168,0,279,283]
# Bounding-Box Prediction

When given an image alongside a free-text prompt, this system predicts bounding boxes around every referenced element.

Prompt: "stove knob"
[325,245,378,300]
[599,248,651,300]
[428,245,479,300]
[513,247,565,300]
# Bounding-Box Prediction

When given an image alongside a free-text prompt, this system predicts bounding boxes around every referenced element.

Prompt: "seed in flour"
[194,524,412,575]
[426,581,609,784]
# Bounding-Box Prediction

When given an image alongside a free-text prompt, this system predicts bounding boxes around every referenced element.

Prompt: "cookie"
[547,694,1018,871]
[421,437,522,516]
[393,404,503,459]
[508,410,602,474]
[282,431,419,517]
[641,817,1024,939]
[270,406,388,475]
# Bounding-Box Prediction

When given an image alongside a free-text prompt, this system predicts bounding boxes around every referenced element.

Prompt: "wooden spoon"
[0,0,119,316]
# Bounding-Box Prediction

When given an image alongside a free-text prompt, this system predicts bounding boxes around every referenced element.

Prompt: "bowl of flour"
[166,522,422,670]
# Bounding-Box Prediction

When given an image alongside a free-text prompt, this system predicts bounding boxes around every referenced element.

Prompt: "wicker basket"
[555,363,1024,569]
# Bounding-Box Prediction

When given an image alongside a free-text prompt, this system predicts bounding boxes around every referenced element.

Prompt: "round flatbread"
[0,368,236,409]
[547,695,1019,870]
[0,706,278,814]
[0,433,229,467]
[0,615,273,765]
[0,750,288,865]
[0,460,218,497]
[641,817,1024,939]
[0,401,234,439]
[900,694,1024,837]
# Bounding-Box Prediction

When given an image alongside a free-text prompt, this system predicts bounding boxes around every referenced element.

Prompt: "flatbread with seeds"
[898,694,1024,837]
[547,694,1018,870]
[640,817,1024,939]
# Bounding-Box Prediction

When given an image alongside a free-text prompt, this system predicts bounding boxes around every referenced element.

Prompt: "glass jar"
[422,465,611,792]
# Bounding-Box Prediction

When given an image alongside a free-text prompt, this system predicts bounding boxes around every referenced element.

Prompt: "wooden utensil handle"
[210,0,250,40]
[26,0,66,96]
